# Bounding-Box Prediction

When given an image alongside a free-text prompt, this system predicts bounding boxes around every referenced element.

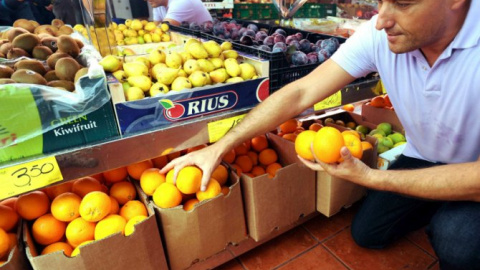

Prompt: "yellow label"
[208,114,247,143]
[0,156,63,200]
[314,90,342,111]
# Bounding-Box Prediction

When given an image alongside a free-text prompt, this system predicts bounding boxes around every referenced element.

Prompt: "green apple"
[369,129,386,137]
[377,122,392,136]
[355,125,369,135]
[380,137,394,148]
[388,133,406,144]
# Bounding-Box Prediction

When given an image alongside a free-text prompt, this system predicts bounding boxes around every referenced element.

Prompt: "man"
[147,0,212,26]
[0,0,36,25]
[160,1,480,269]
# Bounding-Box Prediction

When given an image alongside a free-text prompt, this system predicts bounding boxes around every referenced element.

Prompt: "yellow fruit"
[79,191,111,222]
[70,240,94,257]
[176,166,202,194]
[160,23,169,32]
[152,183,182,208]
[196,179,221,201]
[94,214,126,240]
[124,215,147,236]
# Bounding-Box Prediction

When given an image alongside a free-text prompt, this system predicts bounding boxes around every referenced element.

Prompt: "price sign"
[314,90,342,111]
[208,114,246,143]
[0,156,63,200]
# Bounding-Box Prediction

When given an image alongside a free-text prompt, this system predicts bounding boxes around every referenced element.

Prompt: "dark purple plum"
[317,48,331,59]
[295,32,303,40]
[243,29,256,38]
[255,31,268,42]
[231,29,240,40]
[181,21,189,28]
[274,28,287,37]
[273,34,286,44]
[240,35,254,46]
[202,21,213,33]
[258,45,271,52]
[213,24,226,35]
[238,27,246,37]
[272,47,284,53]
[306,52,318,64]
[315,39,323,47]
[272,42,287,52]
[226,23,237,31]
[291,51,308,66]
[298,39,311,53]
[289,40,300,50]
[285,35,299,45]
[246,24,259,32]
[189,22,201,31]
[263,36,275,46]
[224,31,231,39]
[310,44,319,52]
[320,39,339,54]
[317,52,326,63]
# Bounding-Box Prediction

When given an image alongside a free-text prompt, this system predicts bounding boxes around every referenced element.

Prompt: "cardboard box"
[151,172,247,270]
[0,224,32,270]
[24,184,168,270]
[241,134,316,242]
[377,143,406,170]
[361,104,404,134]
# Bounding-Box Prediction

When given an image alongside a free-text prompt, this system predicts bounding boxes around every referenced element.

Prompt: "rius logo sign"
[159,91,239,121]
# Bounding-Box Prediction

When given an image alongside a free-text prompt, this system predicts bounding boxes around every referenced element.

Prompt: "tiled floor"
[215,203,439,270]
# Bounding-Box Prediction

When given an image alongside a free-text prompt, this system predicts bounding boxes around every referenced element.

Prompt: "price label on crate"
[208,114,247,143]
[0,156,63,200]
[313,90,342,111]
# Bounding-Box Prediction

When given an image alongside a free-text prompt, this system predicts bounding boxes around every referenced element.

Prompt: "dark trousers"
[351,155,480,270]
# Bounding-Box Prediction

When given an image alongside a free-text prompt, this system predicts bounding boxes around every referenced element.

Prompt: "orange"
[196,179,221,202]
[70,240,93,257]
[370,96,386,108]
[109,181,137,205]
[251,166,266,177]
[342,133,363,160]
[222,149,236,164]
[51,192,81,222]
[279,119,298,134]
[313,127,345,163]
[41,242,73,257]
[102,167,128,183]
[221,186,229,196]
[295,130,316,161]
[361,141,373,151]
[258,148,278,166]
[65,217,96,248]
[72,177,102,198]
[211,165,228,186]
[181,192,196,203]
[124,215,147,236]
[187,144,207,153]
[44,181,74,200]
[152,155,168,169]
[32,214,66,246]
[0,228,9,259]
[282,133,297,142]
[251,135,268,152]
[7,232,15,252]
[152,183,182,208]
[0,197,17,210]
[119,200,148,221]
[183,198,199,211]
[384,94,392,107]
[94,214,126,240]
[234,155,253,173]
[309,123,322,131]
[342,130,361,140]
[246,151,258,166]
[244,139,251,151]
[109,196,120,214]
[0,205,19,232]
[79,191,112,222]
[165,169,175,184]
[16,191,50,220]
[231,164,243,176]
[176,166,202,194]
[89,173,105,184]
[140,168,166,196]
[266,163,282,178]
[342,103,355,112]
[127,159,154,180]
[233,142,249,155]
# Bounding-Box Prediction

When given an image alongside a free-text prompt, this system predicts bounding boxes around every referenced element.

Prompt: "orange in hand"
[341,133,363,161]
[295,130,316,161]
[313,127,344,163]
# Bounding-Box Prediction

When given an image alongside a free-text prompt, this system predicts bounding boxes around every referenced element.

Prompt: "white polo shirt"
[331,3,480,164]
[153,0,212,24]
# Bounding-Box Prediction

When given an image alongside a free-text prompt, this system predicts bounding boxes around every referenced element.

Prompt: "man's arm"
[162,18,180,26]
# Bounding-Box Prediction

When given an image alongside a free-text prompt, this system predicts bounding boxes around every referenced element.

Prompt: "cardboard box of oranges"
[0,221,31,270]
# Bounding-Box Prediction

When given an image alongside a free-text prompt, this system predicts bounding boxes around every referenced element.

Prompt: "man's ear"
[450,0,469,11]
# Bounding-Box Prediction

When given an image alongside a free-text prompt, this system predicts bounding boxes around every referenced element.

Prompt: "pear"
[183,59,200,75]
[123,62,148,77]
[165,52,182,69]
[184,38,201,51]
[148,49,166,65]
[209,58,224,69]
[177,69,187,78]
[144,22,156,32]
[204,73,212,85]
[209,68,229,84]
[150,82,169,96]
[127,75,152,92]
[156,67,179,85]
[112,70,126,82]
[226,77,244,83]
[197,59,215,73]
[180,51,193,63]
[188,71,208,87]
[187,43,208,59]
[203,40,222,58]
[220,41,232,51]
[171,77,192,91]
[125,86,144,101]
[239,63,257,80]
[222,50,238,59]
[99,55,121,72]
[134,56,151,69]
[224,58,241,77]
[151,63,167,80]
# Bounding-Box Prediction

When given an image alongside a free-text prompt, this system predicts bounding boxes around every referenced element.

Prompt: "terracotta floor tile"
[238,226,318,270]
[323,229,436,270]
[303,204,359,242]
[276,245,348,270]
[406,228,437,258]
[214,259,246,270]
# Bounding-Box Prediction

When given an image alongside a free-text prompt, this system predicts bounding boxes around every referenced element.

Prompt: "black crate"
[168,23,202,38]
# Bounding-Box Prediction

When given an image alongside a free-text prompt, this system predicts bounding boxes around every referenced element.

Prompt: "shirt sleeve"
[330,16,379,78]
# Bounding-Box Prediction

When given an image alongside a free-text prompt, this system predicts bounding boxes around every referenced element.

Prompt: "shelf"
[203,0,234,9]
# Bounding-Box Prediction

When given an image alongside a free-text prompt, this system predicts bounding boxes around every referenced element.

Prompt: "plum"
[295,32,303,40]
[273,42,287,52]
[320,39,339,54]
[247,24,259,32]
[213,24,226,35]
[306,52,318,64]
[298,39,311,53]
[258,45,272,52]
[317,48,331,59]
[285,35,299,45]
[238,27,246,37]
[231,29,240,40]
[291,51,308,66]
[226,23,237,31]
[289,40,300,50]
[202,21,213,33]
[243,29,256,38]
[263,36,275,46]
[240,35,254,46]
[255,31,268,42]
[189,22,201,31]
[317,52,326,63]
[274,28,287,37]
[273,34,286,44]
[181,21,189,28]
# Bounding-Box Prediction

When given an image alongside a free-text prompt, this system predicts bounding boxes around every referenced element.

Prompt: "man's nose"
[375,3,395,30]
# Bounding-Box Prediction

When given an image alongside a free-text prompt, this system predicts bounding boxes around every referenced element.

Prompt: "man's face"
[148,0,166,8]
[375,0,451,54]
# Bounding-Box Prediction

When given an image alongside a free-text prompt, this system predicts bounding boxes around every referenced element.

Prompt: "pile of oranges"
[0,197,19,266]
[222,134,282,179]
[365,94,393,110]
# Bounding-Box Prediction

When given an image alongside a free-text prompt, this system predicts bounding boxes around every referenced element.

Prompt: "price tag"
[0,156,63,200]
[208,114,246,143]
[314,90,342,111]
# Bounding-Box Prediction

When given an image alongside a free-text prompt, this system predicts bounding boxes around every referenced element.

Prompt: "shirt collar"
[451,0,480,49]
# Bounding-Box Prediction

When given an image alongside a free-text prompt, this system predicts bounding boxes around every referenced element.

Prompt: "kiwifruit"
[40,36,58,52]
[12,33,40,53]
[7,48,30,59]
[47,80,75,91]
[13,19,35,33]
[57,25,73,36]
[0,65,14,78]
[6,27,28,42]
[55,58,81,81]
[46,52,72,69]
[11,69,47,85]
[0,39,9,46]
[51,19,65,29]
[57,36,80,58]
[35,25,58,37]
[74,67,89,83]
[44,70,60,81]
[75,39,84,50]
[0,78,15,84]
[0,52,4,58]
[14,59,47,76]
[29,20,40,29]
[32,45,53,60]
[0,43,12,55]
